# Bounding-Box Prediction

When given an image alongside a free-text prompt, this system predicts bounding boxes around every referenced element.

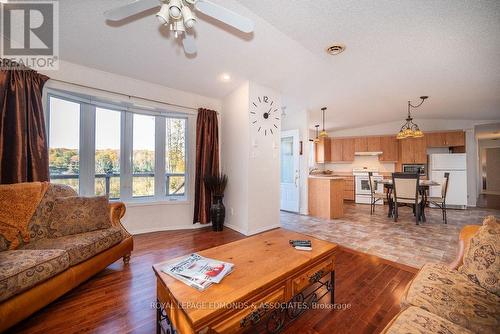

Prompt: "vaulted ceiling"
[58,0,500,130]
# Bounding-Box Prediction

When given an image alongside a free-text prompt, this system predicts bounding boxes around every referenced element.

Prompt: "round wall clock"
[250,95,279,136]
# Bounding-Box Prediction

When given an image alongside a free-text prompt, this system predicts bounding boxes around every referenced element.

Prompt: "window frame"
[45,89,190,203]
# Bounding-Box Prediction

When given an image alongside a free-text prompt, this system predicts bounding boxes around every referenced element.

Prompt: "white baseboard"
[128,223,208,235]
[223,223,248,235]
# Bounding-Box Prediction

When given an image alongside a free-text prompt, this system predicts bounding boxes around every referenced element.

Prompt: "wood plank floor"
[8,227,416,334]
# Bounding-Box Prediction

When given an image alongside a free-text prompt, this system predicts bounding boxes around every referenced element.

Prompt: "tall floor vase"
[210,195,226,231]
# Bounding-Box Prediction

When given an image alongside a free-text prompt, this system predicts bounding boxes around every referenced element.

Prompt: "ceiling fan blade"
[104,0,160,21]
[182,33,197,55]
[195,0,255,33]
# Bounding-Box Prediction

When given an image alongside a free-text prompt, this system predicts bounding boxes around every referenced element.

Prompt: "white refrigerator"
[429,153,467,209]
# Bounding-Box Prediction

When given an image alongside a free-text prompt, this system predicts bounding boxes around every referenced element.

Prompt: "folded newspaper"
[161,253,234,291]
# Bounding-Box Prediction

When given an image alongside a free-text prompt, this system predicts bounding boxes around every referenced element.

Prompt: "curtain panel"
[0,63,50,184]
[193,108,219,224]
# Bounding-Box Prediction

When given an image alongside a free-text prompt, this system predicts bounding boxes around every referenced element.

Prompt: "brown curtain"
[193,108,219,224]
[0,63,50,184]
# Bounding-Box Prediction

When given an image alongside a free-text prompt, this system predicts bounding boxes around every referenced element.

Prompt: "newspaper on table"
[161,253,234,291]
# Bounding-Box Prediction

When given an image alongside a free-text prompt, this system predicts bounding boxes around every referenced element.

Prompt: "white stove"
[353,168,384,205]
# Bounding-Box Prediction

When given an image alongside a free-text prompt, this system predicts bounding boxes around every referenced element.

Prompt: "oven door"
[356,177,371,195]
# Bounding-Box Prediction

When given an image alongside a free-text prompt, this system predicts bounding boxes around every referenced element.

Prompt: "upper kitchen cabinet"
[379,136,399,161]
[367,136,382,152]
[314,137,331,163]
[426,131,465,147]
[400,137,427,163]
[445,131,465,147]
[331,138,343,162]
[341,138,355,161]
[354,137,368,152]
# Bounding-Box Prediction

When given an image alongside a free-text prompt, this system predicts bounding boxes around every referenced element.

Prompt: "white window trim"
[45,88,190,204]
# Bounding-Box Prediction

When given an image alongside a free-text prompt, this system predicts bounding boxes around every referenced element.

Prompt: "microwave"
[402,164,426,176]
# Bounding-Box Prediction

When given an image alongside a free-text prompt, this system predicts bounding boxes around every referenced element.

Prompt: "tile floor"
[281,202,499,268]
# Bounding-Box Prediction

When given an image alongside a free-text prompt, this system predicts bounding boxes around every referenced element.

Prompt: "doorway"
[280,130,300,212]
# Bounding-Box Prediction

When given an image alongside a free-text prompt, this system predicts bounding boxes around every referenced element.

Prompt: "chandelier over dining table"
[396,96,429,139]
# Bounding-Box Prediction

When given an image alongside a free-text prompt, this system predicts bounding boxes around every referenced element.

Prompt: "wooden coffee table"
[152,228,338,334]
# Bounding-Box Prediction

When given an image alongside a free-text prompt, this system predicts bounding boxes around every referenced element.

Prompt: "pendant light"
[319,107,328,138]
[396,96,428,140]
[314,125,320,143]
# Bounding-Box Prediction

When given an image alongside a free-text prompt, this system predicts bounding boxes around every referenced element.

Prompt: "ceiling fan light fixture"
[184,0,198,4]
[168,0,182,19]
[156,4,170,25]
[181,5,197,28]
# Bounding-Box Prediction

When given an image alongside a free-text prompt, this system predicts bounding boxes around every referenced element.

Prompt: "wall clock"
[250,95,279,136]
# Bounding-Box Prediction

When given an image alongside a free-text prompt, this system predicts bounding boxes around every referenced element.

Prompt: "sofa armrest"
[108,202,131,238]
[449,225,480,270]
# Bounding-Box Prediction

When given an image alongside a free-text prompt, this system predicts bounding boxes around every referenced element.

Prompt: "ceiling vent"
[326,44,345,55]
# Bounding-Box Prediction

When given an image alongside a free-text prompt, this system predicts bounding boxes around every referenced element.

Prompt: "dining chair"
[368,172,385,214]
[428,172,450,224]
[392,173,423,225]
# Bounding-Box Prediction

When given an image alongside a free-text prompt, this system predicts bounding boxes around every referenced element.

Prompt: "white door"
[280,130,300,212]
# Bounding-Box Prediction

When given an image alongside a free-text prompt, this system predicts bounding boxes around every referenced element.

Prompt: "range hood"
[354,151,383,156]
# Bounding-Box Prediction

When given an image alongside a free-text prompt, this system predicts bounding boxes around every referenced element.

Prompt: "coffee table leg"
[156,299,161,334]
[330,270,335,305]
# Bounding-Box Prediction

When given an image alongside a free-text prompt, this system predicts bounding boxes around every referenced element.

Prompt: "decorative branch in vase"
[204,173,228,231]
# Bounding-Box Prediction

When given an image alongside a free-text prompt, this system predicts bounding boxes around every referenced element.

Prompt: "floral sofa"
[382,216,500,334]
[0,183,133,332]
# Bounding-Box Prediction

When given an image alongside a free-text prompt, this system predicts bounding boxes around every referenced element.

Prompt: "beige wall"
[485,147,500,192]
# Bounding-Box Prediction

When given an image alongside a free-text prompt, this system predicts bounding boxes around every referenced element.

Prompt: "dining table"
[376,179,440,222]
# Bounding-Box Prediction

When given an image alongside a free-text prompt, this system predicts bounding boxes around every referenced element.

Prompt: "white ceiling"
[56,0,500,130]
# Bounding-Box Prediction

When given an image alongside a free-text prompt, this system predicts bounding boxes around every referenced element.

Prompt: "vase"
[210,195,226,231]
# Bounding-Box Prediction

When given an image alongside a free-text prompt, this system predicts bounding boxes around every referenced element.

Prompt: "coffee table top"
[153,228,337,327]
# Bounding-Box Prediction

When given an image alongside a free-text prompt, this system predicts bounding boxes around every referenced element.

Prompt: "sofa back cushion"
[28,183,77,242]
[47,196,112,238]
[459,215,500,296]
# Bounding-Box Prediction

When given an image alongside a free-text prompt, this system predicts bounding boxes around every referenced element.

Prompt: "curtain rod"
[48,78,200,112]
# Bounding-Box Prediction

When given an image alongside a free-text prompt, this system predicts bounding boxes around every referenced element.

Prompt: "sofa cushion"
[0,249,70,302]
[401,263,500,334]
[22,227,123,266]
[28,183,77,242]
[382,306,472,334]
[459,215,500,296]
[47,196,112,238]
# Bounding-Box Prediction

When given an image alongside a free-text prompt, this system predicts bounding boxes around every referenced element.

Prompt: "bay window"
[46,90,189,202]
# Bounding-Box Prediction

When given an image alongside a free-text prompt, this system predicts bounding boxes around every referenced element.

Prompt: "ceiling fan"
[104,0,255,55]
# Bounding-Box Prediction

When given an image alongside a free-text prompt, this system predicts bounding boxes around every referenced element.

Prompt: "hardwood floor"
[8,227,416,334]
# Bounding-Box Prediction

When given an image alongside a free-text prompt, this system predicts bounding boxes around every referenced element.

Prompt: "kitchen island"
[308,176,345,219]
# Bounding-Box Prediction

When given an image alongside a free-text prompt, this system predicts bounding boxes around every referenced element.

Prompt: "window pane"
[133,114,155,197]
[95,108,121,199]
[49,97,80,193]
[166,118,186,196]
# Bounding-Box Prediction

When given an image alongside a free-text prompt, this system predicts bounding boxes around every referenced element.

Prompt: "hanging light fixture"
[314,125,320,143]
[319,107,328,138]
[396,96,428,140]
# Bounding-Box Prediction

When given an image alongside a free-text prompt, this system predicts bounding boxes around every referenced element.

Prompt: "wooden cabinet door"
[413,137,427,163]
[354,137,367,152]
[331,138,343,162]
[445,131,465,146]
[379,136,398,161]
[315,138,331,163]
[426,132,446,147]
[342,138,355,161]
[367,136,381,152]
[399,139,414,163]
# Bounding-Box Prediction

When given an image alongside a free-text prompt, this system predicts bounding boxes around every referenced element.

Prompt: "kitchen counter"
[308,177,345,219]
[308,175,347,180]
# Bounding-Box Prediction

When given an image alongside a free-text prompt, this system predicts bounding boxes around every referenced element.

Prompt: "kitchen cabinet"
[426,131,465,148]
[379,136,399,161]
[308,177,345,219]
[354,137,368,152]
[400,137,427,164]
[315,137,331,163]
[331,138,343,161]
[367,136,382,152]
[445,131,465,147]
[341,139,355,161]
